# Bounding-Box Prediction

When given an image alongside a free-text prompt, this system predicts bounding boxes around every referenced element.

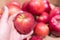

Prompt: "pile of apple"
[0,0,60,40]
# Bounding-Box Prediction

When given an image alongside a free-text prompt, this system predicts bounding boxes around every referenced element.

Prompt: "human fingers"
[0,6,11,40]
[0,6,9,22]
[8,11,22,40]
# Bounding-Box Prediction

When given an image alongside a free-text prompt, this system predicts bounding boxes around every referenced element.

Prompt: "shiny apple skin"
[22,1,29,11]
[50,7,60,18]
[27,0,45,15]
[7,1,20,16]
[13,11,35,34]
[34,22,49,37]
[29,35,43,40]
[8,6,20,16]
[7,1,20,9]
[36,12,49,23]
[31,0,51,13]
[43,0,51,13]
[49,15,60,37]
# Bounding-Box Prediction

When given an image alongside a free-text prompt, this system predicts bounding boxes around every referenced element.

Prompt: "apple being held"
[7,1,20,16]
[36,12,49,23]
[34,22,49,37]
[13,11,35,34]
[27,0,45,15]
[49,15,60,37]
[50,7,60,18]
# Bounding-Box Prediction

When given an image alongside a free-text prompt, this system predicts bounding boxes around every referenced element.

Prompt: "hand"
[0,6,33,40]
[0,6,10,40]
[0,4,55,40]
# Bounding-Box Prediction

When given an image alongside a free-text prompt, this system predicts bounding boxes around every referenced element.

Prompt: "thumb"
[0,6,9,22]
[0,6,11,40]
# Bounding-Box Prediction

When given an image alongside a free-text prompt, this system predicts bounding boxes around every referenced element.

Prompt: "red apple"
[50,7,60,18]
[29,35,43,40]
[27,0,45,15]
[49,15,60,37]
[36,12,49,23]
[7,1,20,16]
[22,1,29,11]
[7,1,20,9]
[42,0,51,13]
[34,22,49,37]
[13,11,35,34]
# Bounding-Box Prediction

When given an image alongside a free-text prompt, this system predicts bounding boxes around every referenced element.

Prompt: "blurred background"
[49,0,60,7]
[0,0,60,8]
